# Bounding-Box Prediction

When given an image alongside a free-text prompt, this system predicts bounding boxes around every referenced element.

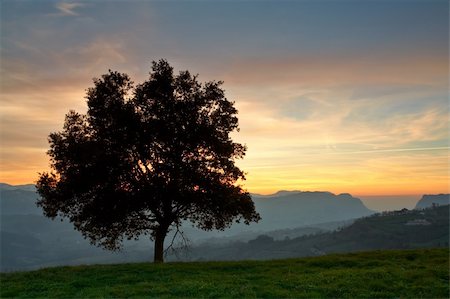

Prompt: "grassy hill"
[1,248,448,298]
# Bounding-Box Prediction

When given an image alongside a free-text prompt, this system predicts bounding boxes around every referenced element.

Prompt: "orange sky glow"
[1,1,449,199]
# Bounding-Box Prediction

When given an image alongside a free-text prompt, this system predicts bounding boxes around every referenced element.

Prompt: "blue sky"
[1,0,448,198]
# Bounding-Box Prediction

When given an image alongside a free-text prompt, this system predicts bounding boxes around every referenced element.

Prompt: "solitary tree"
[36,59,260,263]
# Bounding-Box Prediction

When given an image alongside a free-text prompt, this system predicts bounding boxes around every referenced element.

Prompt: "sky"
[1,0,449,202]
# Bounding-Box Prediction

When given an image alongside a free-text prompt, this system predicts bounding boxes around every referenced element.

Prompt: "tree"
[36,59,260,263]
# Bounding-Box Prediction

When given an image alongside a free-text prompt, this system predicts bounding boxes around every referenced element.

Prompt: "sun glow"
[1,1,448,200]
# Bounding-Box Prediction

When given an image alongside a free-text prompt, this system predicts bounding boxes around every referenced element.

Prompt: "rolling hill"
[184,204,449,261]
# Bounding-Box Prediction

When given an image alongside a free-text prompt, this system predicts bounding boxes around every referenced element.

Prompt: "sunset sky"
[1,1,449,201]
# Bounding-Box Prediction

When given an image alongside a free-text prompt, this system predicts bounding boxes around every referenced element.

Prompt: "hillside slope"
[1,249,448,298]
[415,194,450,209]
[186,205,449,261]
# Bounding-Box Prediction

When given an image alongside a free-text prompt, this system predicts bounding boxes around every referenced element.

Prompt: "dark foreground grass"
[1,248,448,298]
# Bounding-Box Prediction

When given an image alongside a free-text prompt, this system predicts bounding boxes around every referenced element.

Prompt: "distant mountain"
[357,195,420,211]
[267,190,303,197]
[415,194,450,210]
[251,191,375,230]
[0,183,375,232]
[0,184,40,215]
[0,183,36,192]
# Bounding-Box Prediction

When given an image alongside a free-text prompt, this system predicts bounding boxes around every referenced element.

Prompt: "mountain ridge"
[0,183,36,192]
[414,194,450,210]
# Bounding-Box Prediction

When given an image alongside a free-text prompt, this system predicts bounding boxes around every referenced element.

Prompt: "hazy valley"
[1,183,448,272]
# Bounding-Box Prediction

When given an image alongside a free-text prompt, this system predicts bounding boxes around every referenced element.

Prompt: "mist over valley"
[1,183,448,272]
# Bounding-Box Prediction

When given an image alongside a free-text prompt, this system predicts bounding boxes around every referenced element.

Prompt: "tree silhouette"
[36,59,260,263]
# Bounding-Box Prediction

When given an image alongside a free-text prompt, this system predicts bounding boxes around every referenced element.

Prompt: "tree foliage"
[37,59,260,262]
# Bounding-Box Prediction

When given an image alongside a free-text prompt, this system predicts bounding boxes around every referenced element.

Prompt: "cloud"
[221,53,448,91]
[55,2,85,16]
[2,37,131,95]
[225,51,448,164]
[231,82,449,196]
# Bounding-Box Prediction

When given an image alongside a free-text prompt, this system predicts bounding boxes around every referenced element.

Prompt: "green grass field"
[1,248,448,298]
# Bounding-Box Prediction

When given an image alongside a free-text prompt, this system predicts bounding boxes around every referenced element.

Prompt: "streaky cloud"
[334,146,450,155]
[55,2,84,16]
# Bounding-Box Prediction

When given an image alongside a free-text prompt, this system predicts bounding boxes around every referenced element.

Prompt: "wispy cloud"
[55,2,84,16]
[222,54,447,89]
[1,1,448,196]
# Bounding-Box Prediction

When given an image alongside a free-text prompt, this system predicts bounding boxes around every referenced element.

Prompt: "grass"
[1,248,448,298]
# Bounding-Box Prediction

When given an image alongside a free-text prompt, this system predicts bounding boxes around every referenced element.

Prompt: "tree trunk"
[153,227,167,263]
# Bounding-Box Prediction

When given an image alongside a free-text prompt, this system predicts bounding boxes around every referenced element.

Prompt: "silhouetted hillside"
[415,194,450,209]
[185,205,449,261]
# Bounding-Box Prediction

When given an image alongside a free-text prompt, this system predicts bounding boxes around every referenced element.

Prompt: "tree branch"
[163,223,191,260]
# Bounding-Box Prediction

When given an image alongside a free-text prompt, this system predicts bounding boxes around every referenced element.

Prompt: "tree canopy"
[36,59,260,263]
